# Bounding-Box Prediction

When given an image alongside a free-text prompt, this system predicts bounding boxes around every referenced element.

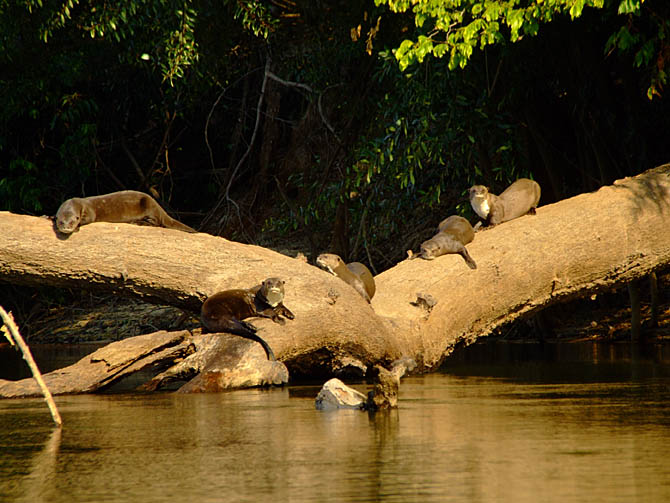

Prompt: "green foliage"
[228,0,279,39]
[605,2,670,99]
[379,0,607,71]
[378,0,670,99]
[351,51,524,208]
[261,49,529,262]
[0,0,281,212]
[22,0,202,86]
[0,159,44,212]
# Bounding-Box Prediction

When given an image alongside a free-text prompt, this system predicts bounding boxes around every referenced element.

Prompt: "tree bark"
[1,165,670,385]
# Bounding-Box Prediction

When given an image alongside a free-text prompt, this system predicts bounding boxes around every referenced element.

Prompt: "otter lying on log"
[55,190,196,234]
[316,253,376,303]
[200,277,295,361]
[414,215,477,269]
[469,178,541,227]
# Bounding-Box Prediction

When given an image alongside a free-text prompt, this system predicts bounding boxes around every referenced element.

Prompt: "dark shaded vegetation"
[1,1,669,336]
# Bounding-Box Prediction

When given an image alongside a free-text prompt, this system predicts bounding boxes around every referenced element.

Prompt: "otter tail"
[460,247,477,270]
[202,318,276,361]
[166,217,197,233]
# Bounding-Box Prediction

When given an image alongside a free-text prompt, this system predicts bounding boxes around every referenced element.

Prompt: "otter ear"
[281,279,285,285]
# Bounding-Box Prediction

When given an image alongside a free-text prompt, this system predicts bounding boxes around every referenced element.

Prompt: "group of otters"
[54,178,541,361]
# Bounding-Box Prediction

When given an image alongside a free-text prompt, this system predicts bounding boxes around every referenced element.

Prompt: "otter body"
[200,278,294,361]
[417,215,477,269]
[316,253,376,303]
[55,190,196,234]
[469,178,540,226]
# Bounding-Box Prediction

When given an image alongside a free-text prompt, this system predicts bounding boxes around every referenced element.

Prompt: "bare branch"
[0,307,62,427]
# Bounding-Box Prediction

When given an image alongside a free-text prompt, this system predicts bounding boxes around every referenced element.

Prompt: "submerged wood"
[1,165,670,396]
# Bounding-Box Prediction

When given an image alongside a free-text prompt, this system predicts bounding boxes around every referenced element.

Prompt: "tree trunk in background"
[1,165,670,378]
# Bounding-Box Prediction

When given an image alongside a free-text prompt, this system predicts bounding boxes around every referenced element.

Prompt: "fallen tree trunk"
[1,165,670,393]
[0,331,290,398]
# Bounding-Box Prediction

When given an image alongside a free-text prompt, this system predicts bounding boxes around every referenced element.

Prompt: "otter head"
[418,239,440,260]
[316,253,345,276]
[469,185,491,219]
[259,277,285,307]
[55,199,83,234]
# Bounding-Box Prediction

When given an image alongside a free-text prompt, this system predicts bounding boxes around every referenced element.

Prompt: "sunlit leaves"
[618,0,643,15]
[162,7,199,85]
[377,0,607,72]
[230,0,278,39]
[377,0,665,99]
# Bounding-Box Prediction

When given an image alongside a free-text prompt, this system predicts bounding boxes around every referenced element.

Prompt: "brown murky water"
[1,341,669,502]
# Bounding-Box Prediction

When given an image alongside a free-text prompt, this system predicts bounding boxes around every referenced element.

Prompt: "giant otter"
[416,215,477,269]
[55,190,196,234]
[316,253,376,303]
[469,178,541,227]
[200,277,295,361]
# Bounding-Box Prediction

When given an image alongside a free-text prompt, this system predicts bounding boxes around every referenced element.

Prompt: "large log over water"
[1,165,670,389]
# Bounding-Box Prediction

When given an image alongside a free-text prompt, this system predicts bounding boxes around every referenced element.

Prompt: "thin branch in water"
[0,306,62,428]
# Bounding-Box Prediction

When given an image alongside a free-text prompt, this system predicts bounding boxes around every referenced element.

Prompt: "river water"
[0,341,669,503]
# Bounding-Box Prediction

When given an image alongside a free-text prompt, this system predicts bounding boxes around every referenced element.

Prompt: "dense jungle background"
[2,0,670,341]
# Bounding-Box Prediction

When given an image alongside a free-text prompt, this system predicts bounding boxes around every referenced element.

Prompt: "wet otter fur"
[55,190,196,234]
[316,253,376,303]
[200,278,294,361]
[469,178,541,227]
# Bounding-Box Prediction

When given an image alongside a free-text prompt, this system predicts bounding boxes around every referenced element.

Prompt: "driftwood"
[1,165,670,396]
[0,330,289,398]
[0,331,192,397]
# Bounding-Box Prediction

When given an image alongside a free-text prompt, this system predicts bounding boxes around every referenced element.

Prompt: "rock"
[177,337,289,393]
[315,378,366,410]
[314,357,417,411]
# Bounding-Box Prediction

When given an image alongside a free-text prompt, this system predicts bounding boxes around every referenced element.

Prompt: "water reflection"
[0,341,669,502]
[14,427,61,503]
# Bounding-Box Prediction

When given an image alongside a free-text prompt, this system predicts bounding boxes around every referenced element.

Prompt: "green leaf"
[618,0,641,15]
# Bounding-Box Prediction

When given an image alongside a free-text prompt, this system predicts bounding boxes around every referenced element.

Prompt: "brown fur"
[55,190,195,234]
[200,278,294,361]
[417,215,477,269]
[316,253,376,303]
[469,178,541,226]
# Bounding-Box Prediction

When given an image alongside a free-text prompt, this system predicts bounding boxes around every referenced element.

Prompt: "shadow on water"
[441,340,670,383]
[0,343,104,381]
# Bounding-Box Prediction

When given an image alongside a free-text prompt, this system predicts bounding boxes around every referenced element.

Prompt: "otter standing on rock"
[469,178,541,227]
[200,278,295,361]
[415,215,477,269]
[316,253,376,303]
[55,190,196,234]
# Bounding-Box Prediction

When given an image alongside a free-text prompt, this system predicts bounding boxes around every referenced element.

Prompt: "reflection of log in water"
[17,427,61,503]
